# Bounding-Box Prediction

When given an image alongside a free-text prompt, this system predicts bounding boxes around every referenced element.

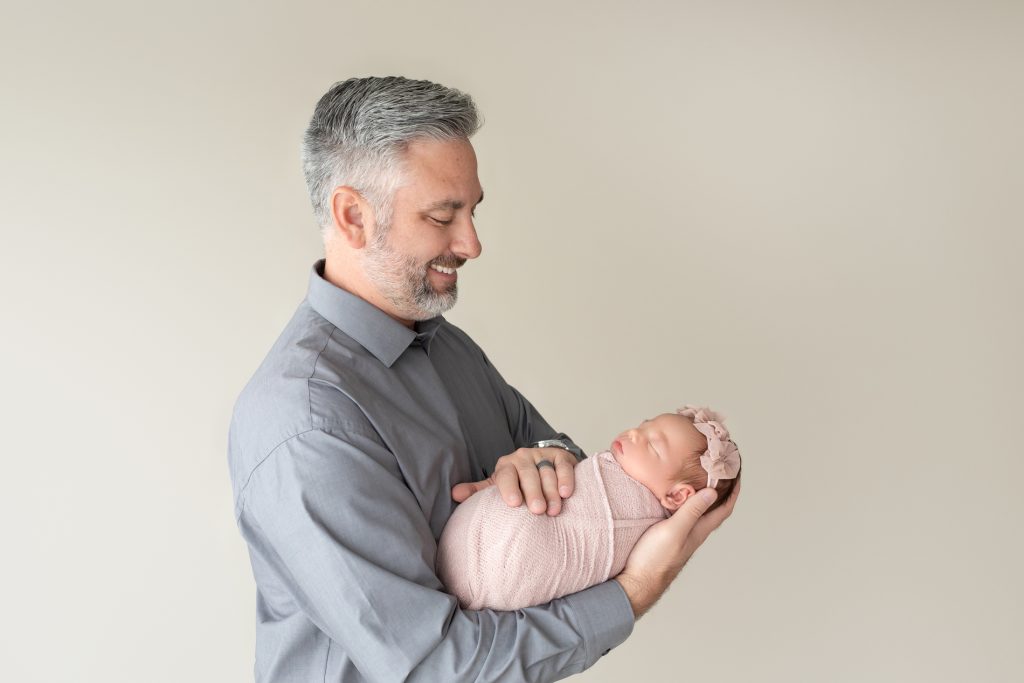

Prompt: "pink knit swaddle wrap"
[437,451,668,611]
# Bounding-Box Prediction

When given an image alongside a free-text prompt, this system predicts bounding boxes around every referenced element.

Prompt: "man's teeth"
[430,264,455,275]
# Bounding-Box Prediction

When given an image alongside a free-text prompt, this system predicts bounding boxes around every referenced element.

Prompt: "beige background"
[3,1,1022,681]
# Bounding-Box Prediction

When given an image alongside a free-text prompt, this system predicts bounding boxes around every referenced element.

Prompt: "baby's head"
[609,405,741,513]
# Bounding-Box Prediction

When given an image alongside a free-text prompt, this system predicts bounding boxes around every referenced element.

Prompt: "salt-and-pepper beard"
[362,217,466,321]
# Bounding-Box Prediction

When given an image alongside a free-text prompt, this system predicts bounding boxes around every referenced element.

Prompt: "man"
[228,76,738,682]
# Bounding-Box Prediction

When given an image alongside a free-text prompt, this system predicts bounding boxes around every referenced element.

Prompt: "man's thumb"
[451,479,489,502]
[677,487,718,523]
[698,488,718,507]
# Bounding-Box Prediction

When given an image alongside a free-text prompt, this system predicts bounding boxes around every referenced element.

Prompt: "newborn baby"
[437,405,742,611]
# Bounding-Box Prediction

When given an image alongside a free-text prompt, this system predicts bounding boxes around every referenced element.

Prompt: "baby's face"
[610,413,706,498]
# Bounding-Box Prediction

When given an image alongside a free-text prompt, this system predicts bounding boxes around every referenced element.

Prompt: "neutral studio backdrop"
[3,1,1022,681]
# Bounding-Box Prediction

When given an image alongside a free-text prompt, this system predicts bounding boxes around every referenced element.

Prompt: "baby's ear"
[661,482,696,511]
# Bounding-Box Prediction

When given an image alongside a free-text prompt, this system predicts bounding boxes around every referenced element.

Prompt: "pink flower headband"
[677,405,742,488]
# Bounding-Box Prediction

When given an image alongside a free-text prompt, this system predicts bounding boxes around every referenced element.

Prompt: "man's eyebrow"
[422,191,485,213]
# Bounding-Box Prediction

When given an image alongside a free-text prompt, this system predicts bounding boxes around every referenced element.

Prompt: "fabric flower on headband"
[677,405,742,488]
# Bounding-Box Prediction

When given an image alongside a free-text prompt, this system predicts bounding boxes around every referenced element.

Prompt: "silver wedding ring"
[536,459,555,470]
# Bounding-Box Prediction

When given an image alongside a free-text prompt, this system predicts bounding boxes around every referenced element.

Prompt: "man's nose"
[452,218,482,260]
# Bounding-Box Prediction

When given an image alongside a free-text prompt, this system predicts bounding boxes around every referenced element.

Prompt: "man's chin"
[410,290,458,319]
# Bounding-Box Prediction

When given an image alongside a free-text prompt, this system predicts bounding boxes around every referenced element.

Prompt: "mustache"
[430,255,467,270]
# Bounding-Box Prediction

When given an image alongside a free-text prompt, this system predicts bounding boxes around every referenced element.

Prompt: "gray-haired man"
[228,76,737,682]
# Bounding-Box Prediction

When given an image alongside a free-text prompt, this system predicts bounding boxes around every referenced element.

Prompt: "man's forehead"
[421,191,485,212]
[393,138,483,210]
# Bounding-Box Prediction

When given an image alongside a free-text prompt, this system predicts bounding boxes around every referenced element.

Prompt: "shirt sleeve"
[238,421,633,683]
[477,351,587,460]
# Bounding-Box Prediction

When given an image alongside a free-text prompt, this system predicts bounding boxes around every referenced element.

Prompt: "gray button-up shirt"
[228,262,633,682]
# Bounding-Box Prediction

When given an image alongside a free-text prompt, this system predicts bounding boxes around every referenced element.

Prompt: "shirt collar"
[306,260,444,367]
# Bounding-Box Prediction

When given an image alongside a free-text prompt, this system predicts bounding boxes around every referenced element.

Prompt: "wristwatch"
[530,439,585,462]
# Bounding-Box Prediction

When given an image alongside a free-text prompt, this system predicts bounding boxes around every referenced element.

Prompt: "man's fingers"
[667,487,718,532]
[493,463,525,508]
[691,479,740,537]
[537,461,562,515]
[513,460,548,514]
[450,482,473,502]
[450,479,490,503]
[483,446,583,513]
[555,456,575,499]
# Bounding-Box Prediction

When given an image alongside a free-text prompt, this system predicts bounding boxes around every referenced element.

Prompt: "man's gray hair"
[302,76,482,235]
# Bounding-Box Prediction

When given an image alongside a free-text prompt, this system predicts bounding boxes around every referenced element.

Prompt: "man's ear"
[661,482,697,511]
[329,186,369,248]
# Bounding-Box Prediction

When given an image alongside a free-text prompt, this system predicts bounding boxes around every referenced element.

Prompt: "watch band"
[530,439,585,461]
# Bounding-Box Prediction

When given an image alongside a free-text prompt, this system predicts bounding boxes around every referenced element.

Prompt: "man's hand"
[615,478,740,618]
[451,447,579,515]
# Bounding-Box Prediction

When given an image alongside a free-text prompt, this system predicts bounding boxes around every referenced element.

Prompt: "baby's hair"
[672,409,741,514]
[674,443,739,513]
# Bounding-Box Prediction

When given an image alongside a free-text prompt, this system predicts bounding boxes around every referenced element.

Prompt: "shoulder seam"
[308,325,336,425]
[234,428,319,518]
[234,415,385,519]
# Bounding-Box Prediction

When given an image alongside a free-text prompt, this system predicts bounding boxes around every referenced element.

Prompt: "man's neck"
[322,256,416,329]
